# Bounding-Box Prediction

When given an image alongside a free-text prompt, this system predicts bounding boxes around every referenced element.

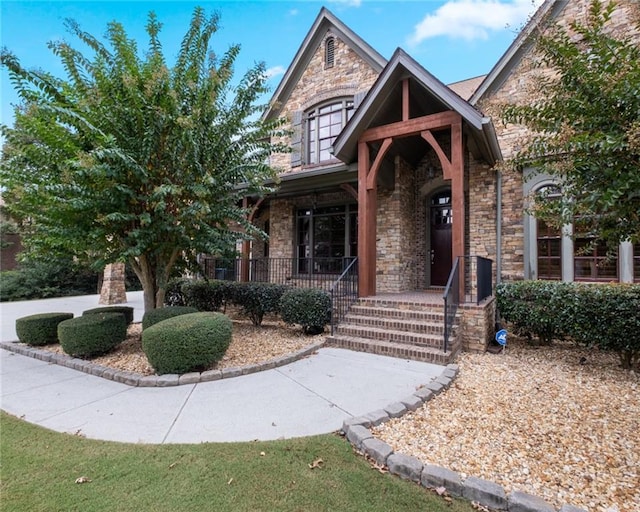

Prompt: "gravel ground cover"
[373,339,640,512]
[40,313,322,376]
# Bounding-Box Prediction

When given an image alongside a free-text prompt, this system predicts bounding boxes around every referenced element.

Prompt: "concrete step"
[343,314,445,335]
[335,324,444,349]
[326,335,456,365]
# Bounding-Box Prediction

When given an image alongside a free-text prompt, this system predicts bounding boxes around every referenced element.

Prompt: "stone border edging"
[340,364,587,512]
[0,339,327,387]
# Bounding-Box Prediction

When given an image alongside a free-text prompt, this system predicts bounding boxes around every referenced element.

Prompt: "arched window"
[306,98,354,164]
[325,37,335,68]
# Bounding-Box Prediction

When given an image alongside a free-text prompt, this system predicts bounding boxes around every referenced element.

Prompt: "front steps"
[327,295,460,365]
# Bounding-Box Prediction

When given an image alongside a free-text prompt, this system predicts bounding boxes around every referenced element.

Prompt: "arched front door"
[430,189,452,286]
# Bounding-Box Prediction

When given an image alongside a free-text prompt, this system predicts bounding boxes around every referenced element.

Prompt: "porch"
[200,255,495,364]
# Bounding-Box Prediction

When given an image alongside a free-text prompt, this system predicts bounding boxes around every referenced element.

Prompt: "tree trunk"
[129,250,179,312]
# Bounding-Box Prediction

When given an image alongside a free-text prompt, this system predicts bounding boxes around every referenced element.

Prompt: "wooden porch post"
[451,119,465,297]
[358,142,375,297]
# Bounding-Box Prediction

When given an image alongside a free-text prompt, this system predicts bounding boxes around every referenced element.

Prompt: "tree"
[501,0,640,250]
[1,8,288,311]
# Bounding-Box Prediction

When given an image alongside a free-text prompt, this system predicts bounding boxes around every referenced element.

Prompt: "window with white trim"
[305,99,354,165]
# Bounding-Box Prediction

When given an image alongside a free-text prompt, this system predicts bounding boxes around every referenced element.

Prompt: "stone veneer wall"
[459,297,497,353]
[270,32,380,173]
[376,157,416,293]
[478,0,639,282]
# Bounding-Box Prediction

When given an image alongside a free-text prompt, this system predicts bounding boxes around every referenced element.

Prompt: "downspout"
[496,169,502,286]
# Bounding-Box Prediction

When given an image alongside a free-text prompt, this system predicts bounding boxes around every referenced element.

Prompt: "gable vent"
[325,37,335,68]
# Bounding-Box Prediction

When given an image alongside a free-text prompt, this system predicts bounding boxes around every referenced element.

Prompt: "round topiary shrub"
[58,312,127,358]
[279,288,331,335]
[142,306,199,330]
[15,312,74,346]
[83,306,134,325]
[142,312,232,375]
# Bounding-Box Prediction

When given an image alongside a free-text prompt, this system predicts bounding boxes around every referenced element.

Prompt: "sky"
[0,0,545,127]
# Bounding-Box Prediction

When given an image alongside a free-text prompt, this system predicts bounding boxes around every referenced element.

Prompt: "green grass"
[1,412,474,512]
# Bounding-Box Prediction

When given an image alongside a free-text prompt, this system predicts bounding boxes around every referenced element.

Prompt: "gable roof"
[333,48,502,166]
[470,0,567,104]
[447,75,486,101]
[263,7,387,121]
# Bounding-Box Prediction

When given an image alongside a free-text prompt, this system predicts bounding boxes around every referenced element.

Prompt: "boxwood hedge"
[496,281,640,369]
[15,312,74,346]
[279,288,331,335]
[142,312,232,375]
[58,312,127,358]
[83,306,134,325]
[142,306,199,330]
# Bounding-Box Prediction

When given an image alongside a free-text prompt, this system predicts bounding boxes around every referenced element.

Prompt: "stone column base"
[99,263,127,304]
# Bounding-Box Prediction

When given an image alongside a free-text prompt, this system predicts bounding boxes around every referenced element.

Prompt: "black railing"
[442,255,494,352]
[329,257,359,335]
[201,256,356,292]
[442,257,460,353]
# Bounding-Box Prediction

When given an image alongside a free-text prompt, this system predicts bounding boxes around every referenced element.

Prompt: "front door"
[430,190,452,286]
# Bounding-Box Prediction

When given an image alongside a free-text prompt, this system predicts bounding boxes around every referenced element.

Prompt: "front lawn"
[0,412,473,512]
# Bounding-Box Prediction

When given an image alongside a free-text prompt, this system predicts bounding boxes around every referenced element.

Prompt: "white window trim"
[523,170,634,283]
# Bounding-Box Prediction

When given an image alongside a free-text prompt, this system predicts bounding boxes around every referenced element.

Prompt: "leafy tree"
[1,8,288,311]
[501,0,640,250]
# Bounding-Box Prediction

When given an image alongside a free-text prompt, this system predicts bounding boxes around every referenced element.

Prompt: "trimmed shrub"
[58,312,127,358]
[229,282,289,326]
[15,312,74,346]
[180,280,231,311]
[280,288,331,335]
[142,306,199,330]
[83,306,134,325]
[496,280,570,344]
[497,281,640,369]
[142,312,232,375]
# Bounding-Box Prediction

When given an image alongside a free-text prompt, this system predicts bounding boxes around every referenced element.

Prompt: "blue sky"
[0,0,544,127]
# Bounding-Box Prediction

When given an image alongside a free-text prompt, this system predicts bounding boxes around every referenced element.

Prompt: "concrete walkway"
[0,293,445,443]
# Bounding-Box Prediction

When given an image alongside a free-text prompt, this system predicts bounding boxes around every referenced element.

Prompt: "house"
[225,0,639,362]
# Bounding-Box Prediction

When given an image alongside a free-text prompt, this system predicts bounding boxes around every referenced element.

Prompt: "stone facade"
[376,157,417,293]
[459,298,497,353]
[99,263,127,305]
[478,0,639,282]
[269,32,380,173]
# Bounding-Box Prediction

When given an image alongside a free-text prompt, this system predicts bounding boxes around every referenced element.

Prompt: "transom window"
[296,204,357,274]
[306,99,354,165]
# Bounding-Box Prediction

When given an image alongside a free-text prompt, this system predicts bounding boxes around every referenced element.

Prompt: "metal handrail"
[329,257,359,335]
[442,257,461,353]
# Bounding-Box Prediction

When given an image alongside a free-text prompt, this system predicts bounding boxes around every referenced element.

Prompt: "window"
[535,186,562,280]
[573,217,618,281]
[325,37,335,68]
[306,99,354,165]
[296,204,357,274]
[634,243,640,282]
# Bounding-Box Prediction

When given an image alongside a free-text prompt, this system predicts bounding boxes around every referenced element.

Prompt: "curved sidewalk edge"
[340,365,586,512]
[0,339,327,387]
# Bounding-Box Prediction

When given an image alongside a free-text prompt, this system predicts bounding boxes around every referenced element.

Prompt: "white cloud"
[408,0,545,45]
[264,65,286,80]
[328,0,362,7]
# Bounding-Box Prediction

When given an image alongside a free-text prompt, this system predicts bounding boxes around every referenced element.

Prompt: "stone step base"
[326,335,458,365]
